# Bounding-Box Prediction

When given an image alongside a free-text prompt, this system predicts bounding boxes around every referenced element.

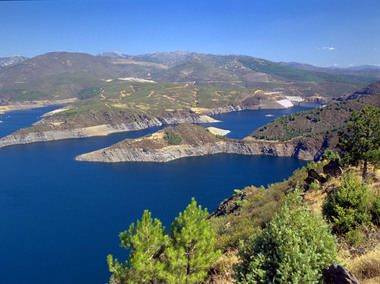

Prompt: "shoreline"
[0,102,319,150]
[0,98,78,114]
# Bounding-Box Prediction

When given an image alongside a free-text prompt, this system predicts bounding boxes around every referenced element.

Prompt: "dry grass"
[303,163,380,283]
[303,187,327,216]
[303,174,340,216]
[362,277,380,284]
[206,250,239,284]
[342,245,380,282]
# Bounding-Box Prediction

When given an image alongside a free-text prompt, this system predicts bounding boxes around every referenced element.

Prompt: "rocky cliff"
[0,111,218,148]
[0,98,291,149]
[76,124,329,163]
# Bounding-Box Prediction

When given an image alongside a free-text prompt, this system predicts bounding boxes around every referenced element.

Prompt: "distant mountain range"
[279,61,380,77]
[0,51,378,102]
[0,56,28,69]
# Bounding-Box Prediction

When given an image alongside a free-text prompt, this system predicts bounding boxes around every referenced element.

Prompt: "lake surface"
[0,107,310,284]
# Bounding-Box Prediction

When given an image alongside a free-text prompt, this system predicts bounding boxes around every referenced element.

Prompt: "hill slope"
[0,51,375,103]
[249,90,380,142]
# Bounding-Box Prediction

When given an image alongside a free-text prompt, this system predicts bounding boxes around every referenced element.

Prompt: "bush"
[371,195,380,225]
[322,150,341,162]
[345,228,365,246]
[309,180,320,190]
[235,191,337,283]
[165,130,182,145]
[323,172,371,235]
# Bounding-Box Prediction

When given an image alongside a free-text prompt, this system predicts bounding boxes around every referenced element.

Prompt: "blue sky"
[0,0,379,67]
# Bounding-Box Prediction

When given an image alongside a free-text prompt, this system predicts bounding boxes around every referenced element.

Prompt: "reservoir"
[0,106,310,284]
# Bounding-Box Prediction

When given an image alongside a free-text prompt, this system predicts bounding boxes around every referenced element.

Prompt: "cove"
[0,107,309,284]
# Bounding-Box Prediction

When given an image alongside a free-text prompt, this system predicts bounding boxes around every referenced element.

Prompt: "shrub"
[322,150,341,162]
[345,228,365,246]
[165,130,182,145]
[371,195,380,225]
[309,180,320,190]
[235,191,337,283]
[306,161,317,170]
[323,172,371,235]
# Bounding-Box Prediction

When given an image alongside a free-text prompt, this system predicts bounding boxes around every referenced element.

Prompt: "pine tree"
[322,172,371,235]
[165,198,221,284]
[338,105,380,180]
[235,191,337,283]
[108,210,168,284]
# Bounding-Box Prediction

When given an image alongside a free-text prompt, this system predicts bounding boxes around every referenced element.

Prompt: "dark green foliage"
[107,210,168,284]
[322,149,341,162]
[165,130,182,145]
[235,191,337,283]
[323,172,371,235]
[165,198,221,283]
[338,105,380,179]
[77,87,101,99]
[13,90,48,100]
[250,99,379,142]
[371,195,380,225]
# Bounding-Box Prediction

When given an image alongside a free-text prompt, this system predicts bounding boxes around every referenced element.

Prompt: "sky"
[0,0,379,67]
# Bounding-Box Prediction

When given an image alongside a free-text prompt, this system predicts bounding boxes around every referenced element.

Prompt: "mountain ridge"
[0,51,375,103]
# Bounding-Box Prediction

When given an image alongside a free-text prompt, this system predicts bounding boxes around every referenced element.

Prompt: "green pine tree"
[108,210,168,284]
[235,191,337,283]
[338,105,380,180]
[165,198,221,284]
[322,172,371,235]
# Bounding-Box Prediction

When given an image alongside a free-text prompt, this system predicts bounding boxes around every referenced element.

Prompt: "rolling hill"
[0,51,376,103]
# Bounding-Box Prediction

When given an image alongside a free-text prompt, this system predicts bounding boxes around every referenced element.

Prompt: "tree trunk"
[186,250,191,275]
[363,159,368,181]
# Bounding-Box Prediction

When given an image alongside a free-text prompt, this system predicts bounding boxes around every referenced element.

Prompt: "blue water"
[0,107,308,284]
[205,106,313,139]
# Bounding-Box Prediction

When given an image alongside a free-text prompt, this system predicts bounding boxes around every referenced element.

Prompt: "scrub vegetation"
[107,102,380,283]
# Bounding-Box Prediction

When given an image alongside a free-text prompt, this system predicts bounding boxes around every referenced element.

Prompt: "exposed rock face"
[0,112,217,149]
[323,265,360,284]
[323,159,343,177]
[208,192,246,218]
[304,168,328,190]
[75,124,323,163]
[0,99,293,149]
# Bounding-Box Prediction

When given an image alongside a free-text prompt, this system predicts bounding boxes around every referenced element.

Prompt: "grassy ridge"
[53,81,270,118]
[250,94,380,141]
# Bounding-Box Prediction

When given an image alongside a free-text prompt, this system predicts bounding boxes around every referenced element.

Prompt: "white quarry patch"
[207,127,230,136]
[277,99,294,108]
[198,115,220,123]
[285,96,304,102]
[264,91,283,95]
[117,77,156,83]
